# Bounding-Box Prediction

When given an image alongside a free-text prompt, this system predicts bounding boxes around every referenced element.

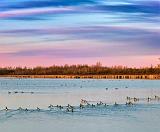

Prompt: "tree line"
[0,64,160,75]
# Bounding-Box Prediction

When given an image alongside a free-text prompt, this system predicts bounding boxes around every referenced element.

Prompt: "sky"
[0,0,160,67]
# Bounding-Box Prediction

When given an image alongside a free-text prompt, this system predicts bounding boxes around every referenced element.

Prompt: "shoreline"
[0,74,160,80]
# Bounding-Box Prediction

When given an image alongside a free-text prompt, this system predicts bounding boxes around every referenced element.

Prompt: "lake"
[0,78,160,132]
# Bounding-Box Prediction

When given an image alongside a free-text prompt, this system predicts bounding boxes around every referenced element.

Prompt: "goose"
[14,91,18,94]
[66,108,69,112]
[114,102,118,106]
[48,104,54,109]
[59,106,63,109]
[126,101,133,106]
[91,104,95,107]
[5,107,9,111]
[18,107,23,111]
[126,96,131,101]
[36,107,40,111]
[134,97,139,102]
[80,104,84,109]
[147,97,151,102]
[71,108,74,112]
[67,104,74,109]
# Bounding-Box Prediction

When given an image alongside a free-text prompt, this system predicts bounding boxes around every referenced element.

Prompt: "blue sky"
[0,0,160,67]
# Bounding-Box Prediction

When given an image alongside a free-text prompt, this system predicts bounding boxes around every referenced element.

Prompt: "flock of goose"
[1,95,160,113]
[126,95,160,103]
[8,91,34,94]
[4,84,160,113]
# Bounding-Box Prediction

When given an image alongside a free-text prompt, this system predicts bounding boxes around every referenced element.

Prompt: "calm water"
[0,78,160,132]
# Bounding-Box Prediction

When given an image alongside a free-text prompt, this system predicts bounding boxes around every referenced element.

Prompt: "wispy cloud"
[0,0,159,66]
[1,25,159,44]
[3,40,160,58]
[0,7,74,18]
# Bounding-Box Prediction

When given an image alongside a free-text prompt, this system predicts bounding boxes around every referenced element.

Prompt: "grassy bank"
[1,74,160,79]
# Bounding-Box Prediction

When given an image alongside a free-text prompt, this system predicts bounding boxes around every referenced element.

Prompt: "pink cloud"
[0,7,73,18]
[0,53,159,68]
